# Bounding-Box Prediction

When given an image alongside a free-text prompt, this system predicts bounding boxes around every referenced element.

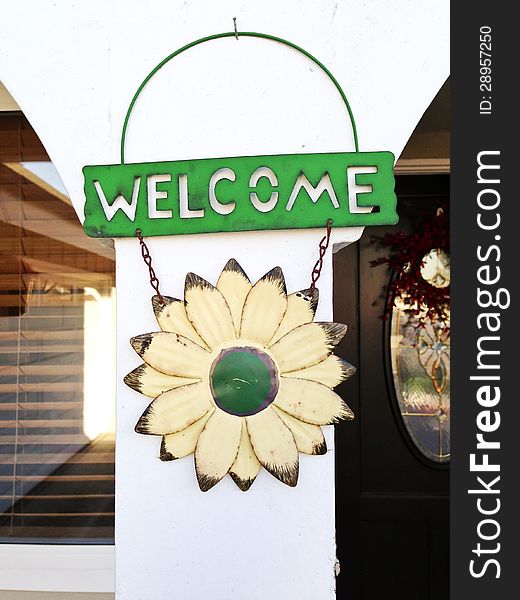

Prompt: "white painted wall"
[0,1,449,598]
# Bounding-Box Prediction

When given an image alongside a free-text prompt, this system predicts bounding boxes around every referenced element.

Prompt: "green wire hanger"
[120,30,360,164]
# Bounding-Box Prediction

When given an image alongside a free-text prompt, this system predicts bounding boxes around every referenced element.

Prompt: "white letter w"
[93,177,141,221]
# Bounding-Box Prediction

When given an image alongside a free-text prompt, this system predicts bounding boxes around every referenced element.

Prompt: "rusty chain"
[136,220,332,300]
[135,229,165,305]
[310,219,333,292]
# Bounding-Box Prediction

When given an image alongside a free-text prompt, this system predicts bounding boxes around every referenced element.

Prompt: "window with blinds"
[0,114,116,542]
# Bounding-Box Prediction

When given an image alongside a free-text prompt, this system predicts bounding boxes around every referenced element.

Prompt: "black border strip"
[451,4,517,597]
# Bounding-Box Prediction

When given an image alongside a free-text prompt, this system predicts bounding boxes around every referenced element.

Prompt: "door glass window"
[390,300,450,463]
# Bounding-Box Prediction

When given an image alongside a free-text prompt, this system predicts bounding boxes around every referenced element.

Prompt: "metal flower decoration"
[124,259,355,491]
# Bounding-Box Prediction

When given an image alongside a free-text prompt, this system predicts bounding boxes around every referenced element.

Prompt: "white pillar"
[0,2,449,598]
[115,230,354,600]
[114,36,361,598]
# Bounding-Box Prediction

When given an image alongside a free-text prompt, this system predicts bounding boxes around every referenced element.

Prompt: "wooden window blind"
[0,114,116,542]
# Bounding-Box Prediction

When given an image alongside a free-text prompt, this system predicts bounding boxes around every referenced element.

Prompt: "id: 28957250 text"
[480,25,492,115]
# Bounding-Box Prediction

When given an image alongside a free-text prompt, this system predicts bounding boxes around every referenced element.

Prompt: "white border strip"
[0,545,114,593]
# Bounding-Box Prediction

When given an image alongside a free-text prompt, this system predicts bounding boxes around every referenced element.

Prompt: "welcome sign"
[83,150,397,237]
[82,31,399,238]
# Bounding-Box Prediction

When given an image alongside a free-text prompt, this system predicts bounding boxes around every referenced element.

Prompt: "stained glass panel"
[390,301,450,463]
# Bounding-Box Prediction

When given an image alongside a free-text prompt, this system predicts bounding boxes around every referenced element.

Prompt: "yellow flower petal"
[185,273,236,350]
[269,288,319,345]
[195,410,242,491]
[130,331,210,379]
[135,382,213,435]
[229,420,261,491]
[160,409,215,461]
[271,405,327,455]
[273,377,353,425]
[282,355,355,388]
[124,364,199,398]
[269,322,347,372]
[216,259,252,335]
[240,267,287,345]
[246,406,298,487]
[152,295,207,348]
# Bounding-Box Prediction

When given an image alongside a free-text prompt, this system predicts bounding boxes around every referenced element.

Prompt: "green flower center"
[210,347,279,417]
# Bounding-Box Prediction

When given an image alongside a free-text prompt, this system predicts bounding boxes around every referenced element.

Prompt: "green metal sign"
[83,151,397,238]
[82,31,398,238]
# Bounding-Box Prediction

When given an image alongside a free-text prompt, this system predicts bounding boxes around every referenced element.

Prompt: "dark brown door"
[334,175,449,600]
